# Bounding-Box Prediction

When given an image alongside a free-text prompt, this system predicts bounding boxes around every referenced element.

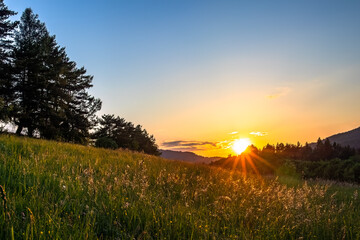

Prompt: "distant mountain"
[160,150,221,164]
[311,126,360,149]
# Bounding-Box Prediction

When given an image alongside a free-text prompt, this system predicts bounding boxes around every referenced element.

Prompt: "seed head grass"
[0,135,359,239]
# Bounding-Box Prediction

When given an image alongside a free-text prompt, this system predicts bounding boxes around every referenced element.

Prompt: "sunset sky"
[7,0,360,157]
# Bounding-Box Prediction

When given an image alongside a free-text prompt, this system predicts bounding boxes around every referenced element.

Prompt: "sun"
[232,138,251,155]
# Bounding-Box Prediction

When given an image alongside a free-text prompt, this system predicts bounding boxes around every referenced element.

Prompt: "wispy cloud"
[162,140,219,151]
[228,131,238,135]
[217,140,233,149]
[266,87,291,99]
[164,147,201,152]
[250,131,268,137]
[162,140,217,147]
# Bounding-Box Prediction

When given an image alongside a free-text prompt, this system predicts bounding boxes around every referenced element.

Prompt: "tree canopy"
[93,114,160,156]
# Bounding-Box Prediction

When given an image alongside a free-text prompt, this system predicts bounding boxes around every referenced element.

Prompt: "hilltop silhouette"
[161,150,221,164]
[310,126,360,149]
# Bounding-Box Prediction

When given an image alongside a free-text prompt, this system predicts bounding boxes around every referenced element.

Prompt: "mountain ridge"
[311,126,360,149]
[160,149,221,164]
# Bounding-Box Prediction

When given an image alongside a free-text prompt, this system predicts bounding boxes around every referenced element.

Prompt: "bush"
[95,137,118,149]
[276,160,300,178]
[292,156,360,183]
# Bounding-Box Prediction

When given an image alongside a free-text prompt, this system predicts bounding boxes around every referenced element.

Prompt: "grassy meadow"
[0,135,360,239]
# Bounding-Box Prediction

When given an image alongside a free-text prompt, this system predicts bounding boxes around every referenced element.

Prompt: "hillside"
[160,149,221,164]
[309,126,360,149]
[326,126,360,149]
[0,135,360,239]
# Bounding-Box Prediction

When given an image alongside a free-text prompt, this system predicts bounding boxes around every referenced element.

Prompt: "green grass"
[0,135,360,239]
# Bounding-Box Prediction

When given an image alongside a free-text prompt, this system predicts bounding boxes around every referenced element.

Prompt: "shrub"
[95,137,118,149]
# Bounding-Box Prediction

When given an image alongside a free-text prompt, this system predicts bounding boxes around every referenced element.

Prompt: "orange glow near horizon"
[232,138,251,155]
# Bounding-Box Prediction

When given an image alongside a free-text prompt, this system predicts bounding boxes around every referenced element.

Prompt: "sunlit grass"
[0,134,359,239]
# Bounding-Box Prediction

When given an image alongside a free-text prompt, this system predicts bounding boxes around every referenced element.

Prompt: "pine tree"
[35,35,68,140]
[12,8,101,143]
[323,138,333,160]
[301,142,313,160]
[94,115,133,149]
[94,114,160,155]
[12,8,49,136]
[0,0,17,121]
[59,65,101,143]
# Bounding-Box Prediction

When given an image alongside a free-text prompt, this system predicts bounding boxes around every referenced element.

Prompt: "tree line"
[212,138,359,182]
[0,2,160,155]
[259,138,357,161]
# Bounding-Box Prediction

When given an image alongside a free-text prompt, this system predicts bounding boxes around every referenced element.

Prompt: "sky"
[6,0,360,157]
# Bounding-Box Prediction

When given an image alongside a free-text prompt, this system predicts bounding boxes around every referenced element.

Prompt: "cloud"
[250,131,268,137]
[228,131,238,135]
[164,147,201,152]
[217,140,233,149]
[266,87,291,99]
[161,140,219,151]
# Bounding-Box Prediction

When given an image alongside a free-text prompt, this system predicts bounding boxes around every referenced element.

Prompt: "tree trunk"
[28,127,34,137]
[16,125,23,135]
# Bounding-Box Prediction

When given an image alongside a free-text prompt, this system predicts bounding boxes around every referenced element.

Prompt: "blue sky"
[6,0,360,156]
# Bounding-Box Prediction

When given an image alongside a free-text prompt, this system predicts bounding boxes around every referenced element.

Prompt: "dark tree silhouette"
[262,144,275,154]
[12,8,49,136]
[0,0,17,121]
[301,142,313,160]
[94,114,160,156]
[95,137,118,149]
[11,8,101,143]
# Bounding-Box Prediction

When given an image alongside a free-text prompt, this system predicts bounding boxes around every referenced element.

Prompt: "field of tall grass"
[0,135,360,239]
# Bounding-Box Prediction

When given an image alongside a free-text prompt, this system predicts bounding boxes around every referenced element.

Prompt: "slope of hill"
[326,126,360,149]
[309,126,360,149]
[160,149,221,164]
[0,135,360,239]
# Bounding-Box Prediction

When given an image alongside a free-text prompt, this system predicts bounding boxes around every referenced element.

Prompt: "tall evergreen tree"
[12,8,49,136]
[12,8,101,143]
[301,142,313,160]
[0,0,17,121]
[59,64,101,143]
[94,114,134,149]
